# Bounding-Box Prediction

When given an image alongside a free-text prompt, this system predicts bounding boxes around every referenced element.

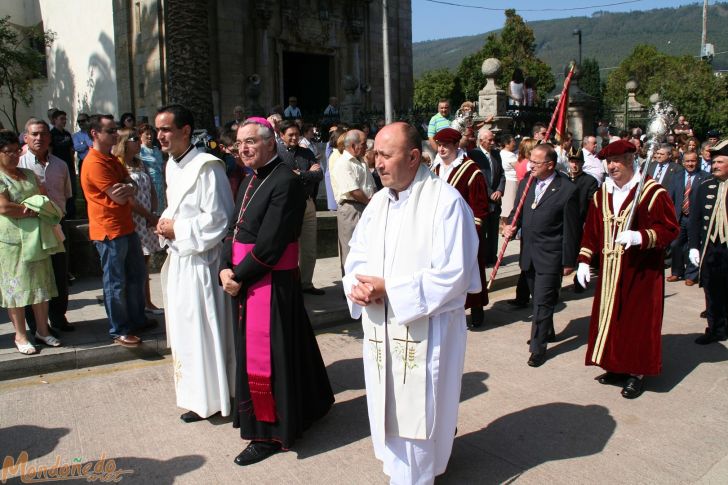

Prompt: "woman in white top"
[499,134,519,221]
[508,68,525,106]
[555,132,574,174]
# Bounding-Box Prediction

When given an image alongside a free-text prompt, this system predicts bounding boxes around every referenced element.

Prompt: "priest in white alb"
[155,105,236,423]
[343,122,481,485]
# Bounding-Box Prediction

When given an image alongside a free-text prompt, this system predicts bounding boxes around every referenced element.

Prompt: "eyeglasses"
[529,159,551,166]
[233,138,260,150]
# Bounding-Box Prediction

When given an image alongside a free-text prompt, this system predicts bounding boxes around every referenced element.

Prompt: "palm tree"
[163,0,215,132]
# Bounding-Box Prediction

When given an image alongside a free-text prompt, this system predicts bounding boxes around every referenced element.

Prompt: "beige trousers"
[336,201,366,275]
[299,198,317,289]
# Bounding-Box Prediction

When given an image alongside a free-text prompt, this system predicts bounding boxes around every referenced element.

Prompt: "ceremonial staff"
[487,63,576,290]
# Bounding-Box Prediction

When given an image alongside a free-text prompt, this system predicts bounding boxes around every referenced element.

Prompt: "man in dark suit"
[504,143,580,367]
[667,150,708,285]
[647,143,684,189]
[563,150,599,293]
[468,128,505,267]
[689,139,728,345]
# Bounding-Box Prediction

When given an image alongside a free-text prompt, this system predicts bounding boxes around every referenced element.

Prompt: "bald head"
[374,122,422,193]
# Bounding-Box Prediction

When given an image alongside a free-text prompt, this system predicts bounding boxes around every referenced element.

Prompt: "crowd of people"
[1,94,727,484]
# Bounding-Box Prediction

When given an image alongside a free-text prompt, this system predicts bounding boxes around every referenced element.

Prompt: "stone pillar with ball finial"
[478,58,510,132]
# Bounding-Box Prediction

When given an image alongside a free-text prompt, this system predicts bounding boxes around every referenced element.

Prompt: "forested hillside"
[413,2,728,79]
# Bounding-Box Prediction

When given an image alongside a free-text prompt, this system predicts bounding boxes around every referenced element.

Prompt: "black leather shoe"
[527,352,546,367]
[595,372,627,385]
[621,377,644,399]
[695,332,728,345]
[234,442,281,466]
[302,287,325,295]
[180,411,204,423]
[51,321,75,332]
[506,299,529,309]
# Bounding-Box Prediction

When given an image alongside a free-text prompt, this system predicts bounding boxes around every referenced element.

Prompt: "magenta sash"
[232,241,299,423]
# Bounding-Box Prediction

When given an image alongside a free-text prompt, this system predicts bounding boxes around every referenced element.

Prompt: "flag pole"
[487,63,576,290]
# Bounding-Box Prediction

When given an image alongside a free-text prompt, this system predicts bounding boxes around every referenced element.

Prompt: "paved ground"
[2,270,727,484]
[0,238,522,379]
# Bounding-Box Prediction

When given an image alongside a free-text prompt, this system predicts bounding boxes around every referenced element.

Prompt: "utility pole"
[701,0,708,54]
[382,0,393,124]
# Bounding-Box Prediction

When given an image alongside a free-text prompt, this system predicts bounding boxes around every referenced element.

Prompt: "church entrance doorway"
[282,51,332,121]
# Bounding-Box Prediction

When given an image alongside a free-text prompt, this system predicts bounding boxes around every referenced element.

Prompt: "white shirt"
[500,149,518,181]
[431,148,466,182]
[582,148,606,186]
[604,169,641,213]
[330,150,376,204]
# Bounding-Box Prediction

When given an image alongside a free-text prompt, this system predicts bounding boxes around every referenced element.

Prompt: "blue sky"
[411,0,705,42]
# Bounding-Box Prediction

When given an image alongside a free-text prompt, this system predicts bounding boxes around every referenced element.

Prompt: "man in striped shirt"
[427,98,452,151]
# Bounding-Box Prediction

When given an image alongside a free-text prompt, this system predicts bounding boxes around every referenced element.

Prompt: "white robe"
[160,148,236,418]
[343,176,481,485]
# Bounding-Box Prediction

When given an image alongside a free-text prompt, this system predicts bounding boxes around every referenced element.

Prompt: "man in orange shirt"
[80,114,147,347]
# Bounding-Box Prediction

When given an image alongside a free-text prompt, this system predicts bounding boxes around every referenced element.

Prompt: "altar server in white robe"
[155,105,236,423]
[344,122,480,485]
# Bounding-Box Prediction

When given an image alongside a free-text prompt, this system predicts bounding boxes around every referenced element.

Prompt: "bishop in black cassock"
[219,118,334,466]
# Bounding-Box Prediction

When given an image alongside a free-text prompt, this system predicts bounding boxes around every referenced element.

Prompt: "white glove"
[615,230,642,249]
[576,262,591,288]
[689,248,700,267]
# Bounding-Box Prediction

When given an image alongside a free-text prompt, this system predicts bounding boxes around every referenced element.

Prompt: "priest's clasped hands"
[348,275,386,307]
[155,218,176,240]
[219,269,241,297]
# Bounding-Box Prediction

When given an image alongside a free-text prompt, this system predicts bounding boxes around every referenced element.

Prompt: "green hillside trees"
[604,44,728,137]
[414,9,554,111]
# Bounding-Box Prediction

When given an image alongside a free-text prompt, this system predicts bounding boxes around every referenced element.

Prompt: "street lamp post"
[573,29,582,66]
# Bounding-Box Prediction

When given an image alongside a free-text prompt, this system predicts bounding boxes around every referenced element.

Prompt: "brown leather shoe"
[113,335,141,347]
[685,279,696,286]
[666,275,680,282]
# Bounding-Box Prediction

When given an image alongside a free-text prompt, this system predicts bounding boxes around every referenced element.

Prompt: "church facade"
[0,0,413,129]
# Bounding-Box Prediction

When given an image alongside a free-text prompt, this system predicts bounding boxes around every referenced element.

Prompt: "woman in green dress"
[0,130,61,354]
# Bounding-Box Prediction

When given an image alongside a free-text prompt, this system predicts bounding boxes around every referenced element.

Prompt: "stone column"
[345,17,364,98]
[339,75,361,123]
[478,58,510,132]
[550,64,597,146]
[254,2,273,108]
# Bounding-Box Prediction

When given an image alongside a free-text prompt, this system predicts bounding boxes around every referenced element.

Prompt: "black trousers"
[26,222,69,332]
[483,207,501,266]
[702,242,728,338]
[525,266,561,353]
[671,215,699,281]
[515,271,531,302]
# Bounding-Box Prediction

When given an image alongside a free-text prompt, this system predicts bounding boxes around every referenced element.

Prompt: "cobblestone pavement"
[2,275,728,484]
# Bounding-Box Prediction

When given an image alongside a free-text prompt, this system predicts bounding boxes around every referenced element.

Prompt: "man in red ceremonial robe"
[576,139,679,399]
[219,117,334,465]
[431,127,489,326]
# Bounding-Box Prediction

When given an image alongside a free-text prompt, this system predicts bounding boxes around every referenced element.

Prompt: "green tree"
[578,57,603,118]
[413,68,457,111]
[0,16,54,132]
[455,10,554,103]
[604,44,728,136]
